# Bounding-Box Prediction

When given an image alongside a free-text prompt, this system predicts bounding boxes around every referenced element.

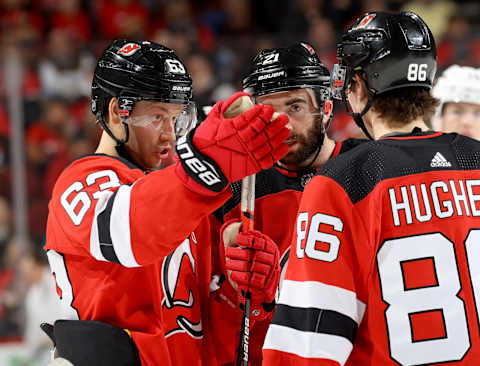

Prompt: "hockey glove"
[175,92,289,196]
[220,220,280,319]
[41,320,141,366]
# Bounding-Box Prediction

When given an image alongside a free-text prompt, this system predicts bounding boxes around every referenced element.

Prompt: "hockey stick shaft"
[237,174,255,366]
[223,95,256,366]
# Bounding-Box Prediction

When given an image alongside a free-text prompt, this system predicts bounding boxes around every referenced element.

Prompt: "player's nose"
[158,120,176,143]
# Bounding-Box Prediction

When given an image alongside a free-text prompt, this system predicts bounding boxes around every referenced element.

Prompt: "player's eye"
[289,104,303,113]
[151,115,166,128]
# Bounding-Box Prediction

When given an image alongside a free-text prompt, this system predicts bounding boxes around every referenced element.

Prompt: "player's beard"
[280,114,324,167]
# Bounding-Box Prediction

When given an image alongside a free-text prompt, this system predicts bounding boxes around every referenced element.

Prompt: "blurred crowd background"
[0,0,478,364]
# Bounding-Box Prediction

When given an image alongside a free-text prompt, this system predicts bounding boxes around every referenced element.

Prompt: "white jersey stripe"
[279,280,366,325]
[110,184,140,268]
[263,324,353,365]
[89,189,112,262]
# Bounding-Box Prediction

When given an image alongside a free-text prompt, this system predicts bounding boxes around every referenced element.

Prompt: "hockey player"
[263,11,480,366]
[43,39,290,366]
[211,42,365,365]
[432,65,480,140]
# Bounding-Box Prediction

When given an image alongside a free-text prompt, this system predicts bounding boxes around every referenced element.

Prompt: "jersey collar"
[379,128,442,141]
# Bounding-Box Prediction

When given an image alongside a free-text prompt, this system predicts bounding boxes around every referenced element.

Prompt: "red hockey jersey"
[263,131,480,366]
[216,140,363,365]
[45,154,230,366]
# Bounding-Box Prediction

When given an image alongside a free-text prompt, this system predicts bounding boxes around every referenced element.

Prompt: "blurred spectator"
[187,53,218,106]
[151,27,193,60]
[19,245,65,365]
[222,0,252,34]
[307,17,337,69]
[25,98,72,175]
[0,197,12,257]
[25,99,72,242]
[0,0,45,36]
[436,12,480,69]
[49,0,92,43]
[402,0,457,41]
[94,0,149,39]
[432,65,480,140]
[0,237,26,341]
[38,28,94,100]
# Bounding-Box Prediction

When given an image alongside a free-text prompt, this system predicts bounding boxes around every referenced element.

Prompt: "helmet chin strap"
[342,89,374,140]
[97,113,130,146]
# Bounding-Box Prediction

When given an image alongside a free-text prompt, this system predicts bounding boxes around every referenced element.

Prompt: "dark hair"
[371,88,439,128]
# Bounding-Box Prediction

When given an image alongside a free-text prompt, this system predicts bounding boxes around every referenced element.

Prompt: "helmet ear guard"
[324,100,333,115]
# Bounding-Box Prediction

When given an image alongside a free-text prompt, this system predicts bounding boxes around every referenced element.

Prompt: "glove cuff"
[175,127,229,194]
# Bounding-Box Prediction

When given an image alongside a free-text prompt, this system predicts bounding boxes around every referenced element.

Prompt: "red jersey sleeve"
[45,155,230,266]
[263,175,372,366]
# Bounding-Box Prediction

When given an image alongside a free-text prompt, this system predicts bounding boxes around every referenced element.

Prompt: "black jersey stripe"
[97,190,120,264]
[272,303,357,344]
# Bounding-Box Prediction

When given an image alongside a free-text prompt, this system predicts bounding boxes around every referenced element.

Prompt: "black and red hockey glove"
[219,220,280,320]
[175,92,289,196]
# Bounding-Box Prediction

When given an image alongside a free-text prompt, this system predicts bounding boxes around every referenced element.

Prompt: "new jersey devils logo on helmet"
[353,14,376,30]
[300,42,316,55]
[117,43,141,56]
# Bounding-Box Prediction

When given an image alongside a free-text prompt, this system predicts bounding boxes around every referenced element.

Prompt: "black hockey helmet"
[243,43,333,171]
[331,11,437,139]
[243,42,331,108]
[91,39,195,145]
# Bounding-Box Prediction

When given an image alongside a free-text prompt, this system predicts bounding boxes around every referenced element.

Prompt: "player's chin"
[151,154,175,169]
[280,152,299,166]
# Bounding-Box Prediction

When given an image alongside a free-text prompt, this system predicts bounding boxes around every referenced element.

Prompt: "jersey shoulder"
[317,132,480,203]
[53,154,144,192]
[46,154,145,253]
[339,137,368,154]
[218,167,305,221]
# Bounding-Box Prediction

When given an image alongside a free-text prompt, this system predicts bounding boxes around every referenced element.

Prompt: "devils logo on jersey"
[161,234,202,339]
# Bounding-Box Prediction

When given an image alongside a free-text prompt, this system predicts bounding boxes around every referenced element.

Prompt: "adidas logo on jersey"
[430,152,452,168]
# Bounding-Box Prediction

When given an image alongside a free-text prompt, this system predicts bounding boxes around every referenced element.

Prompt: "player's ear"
[352,74,368,100]
[108,98,122,126]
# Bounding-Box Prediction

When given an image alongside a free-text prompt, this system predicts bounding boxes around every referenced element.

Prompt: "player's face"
[440,102,480,141]
[125,101,183,170]
[257,89,323,168]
